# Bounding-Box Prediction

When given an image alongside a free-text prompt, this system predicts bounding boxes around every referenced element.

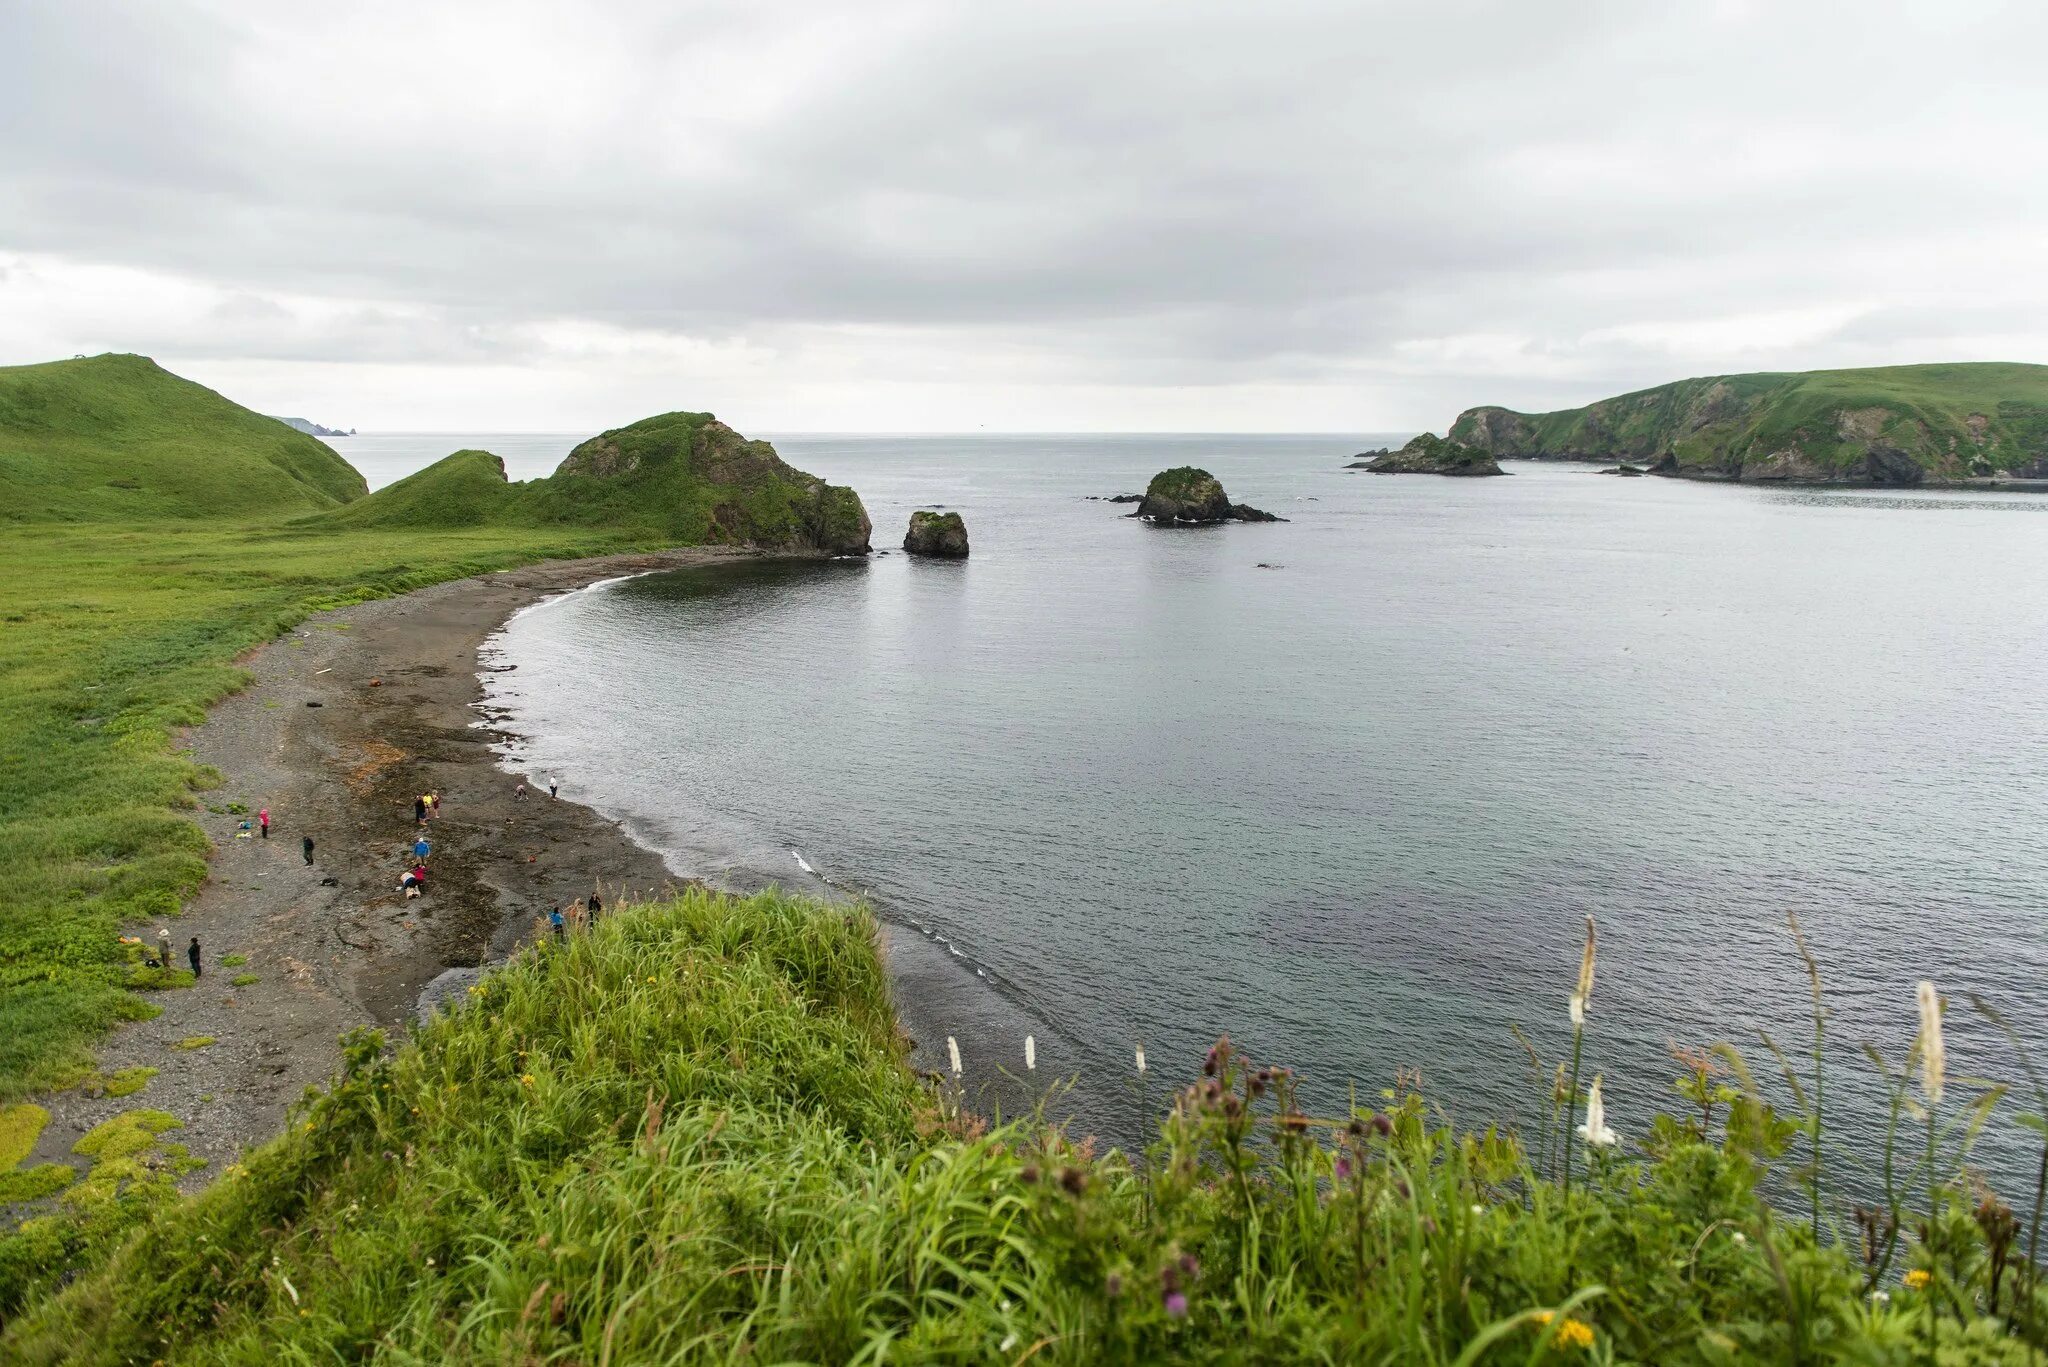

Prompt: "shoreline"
[30,548,772,1180]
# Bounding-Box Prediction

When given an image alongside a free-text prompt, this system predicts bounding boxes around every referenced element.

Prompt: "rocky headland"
[1448,362,2048,485]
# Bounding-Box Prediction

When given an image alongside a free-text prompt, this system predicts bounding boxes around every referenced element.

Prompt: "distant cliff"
[1448,363,2048,484]
[271,416,354,438]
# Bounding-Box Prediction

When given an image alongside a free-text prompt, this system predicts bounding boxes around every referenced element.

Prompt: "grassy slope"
[4,887,2036,1363]
[320,412,873,552]
[0,522,665,1098]
[1449,362,2048,477]
[0,355,367,522]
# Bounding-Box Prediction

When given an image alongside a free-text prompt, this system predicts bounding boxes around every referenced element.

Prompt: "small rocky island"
[1353,433,1504,477]
[903,509,969,557]
[1131,467,1282,524]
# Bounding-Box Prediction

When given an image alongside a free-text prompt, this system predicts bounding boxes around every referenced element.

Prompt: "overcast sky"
[2,0,2043,433]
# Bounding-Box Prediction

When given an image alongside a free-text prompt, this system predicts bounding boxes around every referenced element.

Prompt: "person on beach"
[429,793,441,820]
[258,807,270,839]
[549,904,565,942]
[548,777,558,800]
[188,937,201,977]
[156,927,172,970]
[413,834,430,862]
[587,890,603,925]
[414,795,427,823]
[303,834,315,865]
[515,779,528,802]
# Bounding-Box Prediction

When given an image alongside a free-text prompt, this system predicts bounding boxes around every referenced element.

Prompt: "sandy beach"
[31,549,771,1179]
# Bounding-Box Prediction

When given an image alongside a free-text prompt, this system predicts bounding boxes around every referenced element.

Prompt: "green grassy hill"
[1449,362,2048,483]
[0,355,367,522]
[3,888,2040,1362]
[320,412,872,553]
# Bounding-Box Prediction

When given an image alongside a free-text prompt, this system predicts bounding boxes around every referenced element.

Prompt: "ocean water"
[474,435,2048,1193]
[328,432,582,491]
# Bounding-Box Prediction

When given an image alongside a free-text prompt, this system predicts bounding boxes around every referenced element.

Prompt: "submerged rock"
[1599,463,1648,477]
[1359,434,1505,477]
[1132,467,1284,524]
[904,509,970,557]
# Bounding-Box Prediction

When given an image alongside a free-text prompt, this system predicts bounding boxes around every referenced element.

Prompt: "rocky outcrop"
[1131,467,1283,524]
[1359,434,1505,477]
[904,510,969,557]
[1344,448,1392,468]
[1447,364,2048,485]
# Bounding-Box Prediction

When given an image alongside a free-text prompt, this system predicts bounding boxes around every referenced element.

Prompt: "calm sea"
[386,431,2048,1195]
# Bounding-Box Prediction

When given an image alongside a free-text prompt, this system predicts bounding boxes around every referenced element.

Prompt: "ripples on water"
[478,439,2048,1196]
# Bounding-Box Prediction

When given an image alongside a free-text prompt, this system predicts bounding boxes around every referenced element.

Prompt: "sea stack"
[904,509,970,557]
[1132,467,1282,524]
[1357,434,1505,477]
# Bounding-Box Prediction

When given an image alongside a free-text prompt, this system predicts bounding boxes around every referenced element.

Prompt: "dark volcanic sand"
[29,550,768,1182]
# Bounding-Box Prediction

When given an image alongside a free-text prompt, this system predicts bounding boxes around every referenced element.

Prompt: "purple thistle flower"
[1164,1291,1189,1318]
[1335,1154,1353,1180]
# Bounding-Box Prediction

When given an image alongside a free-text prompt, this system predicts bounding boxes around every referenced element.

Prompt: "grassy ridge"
[1449,362,2048,480]
[0,355,367,522]
[0,522,663,1098]
[4,888,2040,1362]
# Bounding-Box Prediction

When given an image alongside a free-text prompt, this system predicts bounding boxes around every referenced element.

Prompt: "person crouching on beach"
[515,779,528,802]
[258,807,270,839]
[413,833,430,862]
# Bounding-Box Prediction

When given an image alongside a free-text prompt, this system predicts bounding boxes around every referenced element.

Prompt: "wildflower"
[947,1036,962,1077]
[519,1074,535,1087]
[1025,1035,1036,1071]
[1334,1154,1353,1181]
[999,1334,1017,1353]
[1730,1231,1746,1246]
[1554,1317,1595,1349]
[1573,915,1597,1014]
[1368,1113,1393,1138]
[1470,1204,1484,1217]
[1105,1272,1124,1297]
[1916,980,1944,1106]
[1576,1075,1617,1147]
[1058,1167,1087,1196]
[1134,1045,1146,1075]
[1164,1291,1189,1318]
[1870,1290,1891,1306]
[1904,1268,1931,1290]
[1532,1311,1554,1327]
[1020,1163,1041,1184]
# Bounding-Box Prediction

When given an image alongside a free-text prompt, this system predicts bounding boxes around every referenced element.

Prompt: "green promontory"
[1357,433,1505,477]
[0,354,368,522]
[1449,362,2048,484]
[1133,466,1281,524]
[320,412,871,554]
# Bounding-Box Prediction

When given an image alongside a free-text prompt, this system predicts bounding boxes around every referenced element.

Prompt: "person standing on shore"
[303,834,315,865]
[587,890,603,926]
[429,793,441,821]
[188,937,201,977]
[258,807,270,839]
[548,777,558,800]
[414,795,427,823]
[413,833,430,862]
[549,904,565,942]
[156,927,172,969]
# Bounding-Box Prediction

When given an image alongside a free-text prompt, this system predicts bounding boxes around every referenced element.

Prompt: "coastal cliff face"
[1448,363,2048,484]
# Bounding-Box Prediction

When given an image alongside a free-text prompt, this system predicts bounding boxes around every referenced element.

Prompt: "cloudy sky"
[2,0,2043,433]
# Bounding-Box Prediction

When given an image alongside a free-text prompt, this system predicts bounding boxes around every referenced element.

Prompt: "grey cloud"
[2,0,2045,421]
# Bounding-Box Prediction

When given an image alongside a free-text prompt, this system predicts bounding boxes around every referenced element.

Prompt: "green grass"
[218,955,246,969]
[1,888,2038,1362]
[0,355,365,523]
[0,520,665,1099]
[1449,361,2048,478]
[229,974,258,988]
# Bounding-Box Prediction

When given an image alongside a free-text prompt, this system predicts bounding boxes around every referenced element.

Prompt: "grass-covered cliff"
[1449,362,2048,483]
[320,413,872,554]
[4,889,2043,1362]
[0,355,368,522]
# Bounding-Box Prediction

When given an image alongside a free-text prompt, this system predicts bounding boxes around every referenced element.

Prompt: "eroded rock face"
[1132,467,1283,524]
[904,509,969,557]
[1361,434,1505,477]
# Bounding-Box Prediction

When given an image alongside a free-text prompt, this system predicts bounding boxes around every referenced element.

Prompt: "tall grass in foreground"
[4,888,2045,1364]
